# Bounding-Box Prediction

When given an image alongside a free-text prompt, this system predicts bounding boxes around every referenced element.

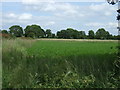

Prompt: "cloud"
[8,13,17,18]
[23,2,116,20]
[1,0,107,3]
[4,13,32,20]
[4,13,17,20]
[89,3,116,11]
[2,2,118,35]
[45,21,55,26]
[89,3,107,11]
[89,3,116,16]
[2,13,33,28]
[22,0,55,5]
[2,12,56,30]
[18,13,32,20]
[24,2,86,21]
[108,22,117,26]
[22,0,40,4]
[7,13,32,19]
[86,22,117,27]
[86,22,103,27]
[24,2,79,13]
[104,11,112,16]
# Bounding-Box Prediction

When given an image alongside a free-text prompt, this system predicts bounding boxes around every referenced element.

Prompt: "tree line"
[0,24,119,40]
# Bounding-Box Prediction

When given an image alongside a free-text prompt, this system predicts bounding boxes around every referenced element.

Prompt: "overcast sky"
[0,0,118,35]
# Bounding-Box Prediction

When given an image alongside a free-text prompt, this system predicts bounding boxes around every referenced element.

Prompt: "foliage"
[1,24,120,40]
[2,39,119,88]
[24,25,45,38]
[46,29,52,38]
[57,28,86,39]
[88,30,95,39]
[113,35,120,40]
[78,31,86,39]
[95,28,111,39]
[27,32,35,38]
[51,33,55,38]
[1,30,8,34]
[9,25,23,37]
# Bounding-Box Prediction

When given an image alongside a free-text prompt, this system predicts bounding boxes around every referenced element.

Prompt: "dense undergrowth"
[2,39,120,88]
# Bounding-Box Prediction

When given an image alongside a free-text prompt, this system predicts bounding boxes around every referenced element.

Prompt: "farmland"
[2,39,119,88]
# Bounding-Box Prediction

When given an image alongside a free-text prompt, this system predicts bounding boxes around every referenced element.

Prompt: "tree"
[24,24,45,38]
[113,35,120,40]
[57,28,75,39]
[95,28,108,39]
[57,31,62,38]
[88,30,95,39]
[57,28,86,39]
[79,31,86,39]
[71,30,79,39]
[1,30,11,38]
[66,28,79,39]
[27,32,35,38]
[1,30,8,34]
[9,25,23,37]
[105,31,112,39]
[52,33,55,38]
[60,30,68,38]
[46,29,52,38]
[57,30,66,38]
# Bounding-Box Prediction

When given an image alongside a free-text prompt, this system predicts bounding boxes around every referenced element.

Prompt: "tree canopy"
[1,24,119,40]
[24,25,45,38]
[96,28,110,39]
[1,30,8,34]
[46,29,52,38]
[88,30,95,39]
[57,28,86,39]
[9,25,23,37]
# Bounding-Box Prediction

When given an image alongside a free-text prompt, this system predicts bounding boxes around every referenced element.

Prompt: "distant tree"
[57,28,77,39]
[66,28,79,39]
[105,31,113,39]
[72,30,79,39]
[0,30,11,38]
[66,28,74,39]
[57,31,61,38]
[113,35,120,40]
[79,31,86,39]
[1,30,8,34]
[88,30,94,39]
[27,32,35,38]
[46,29,52,38]
[57,31,65,38]
[9,25,23,37]
[57,30,67,38]
[52,33,55,38]
[40,29,46,37]
[24,24,45,38]
[95,28,108,39]
[60,30,67,38]
[57,28,86,39]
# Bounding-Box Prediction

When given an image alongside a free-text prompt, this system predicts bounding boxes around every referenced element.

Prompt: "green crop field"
[2,39,119,88]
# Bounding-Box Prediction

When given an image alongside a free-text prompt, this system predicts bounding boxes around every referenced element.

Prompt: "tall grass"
[0,37,2,89]
[2,39,119,88]
[2,39,34,88]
